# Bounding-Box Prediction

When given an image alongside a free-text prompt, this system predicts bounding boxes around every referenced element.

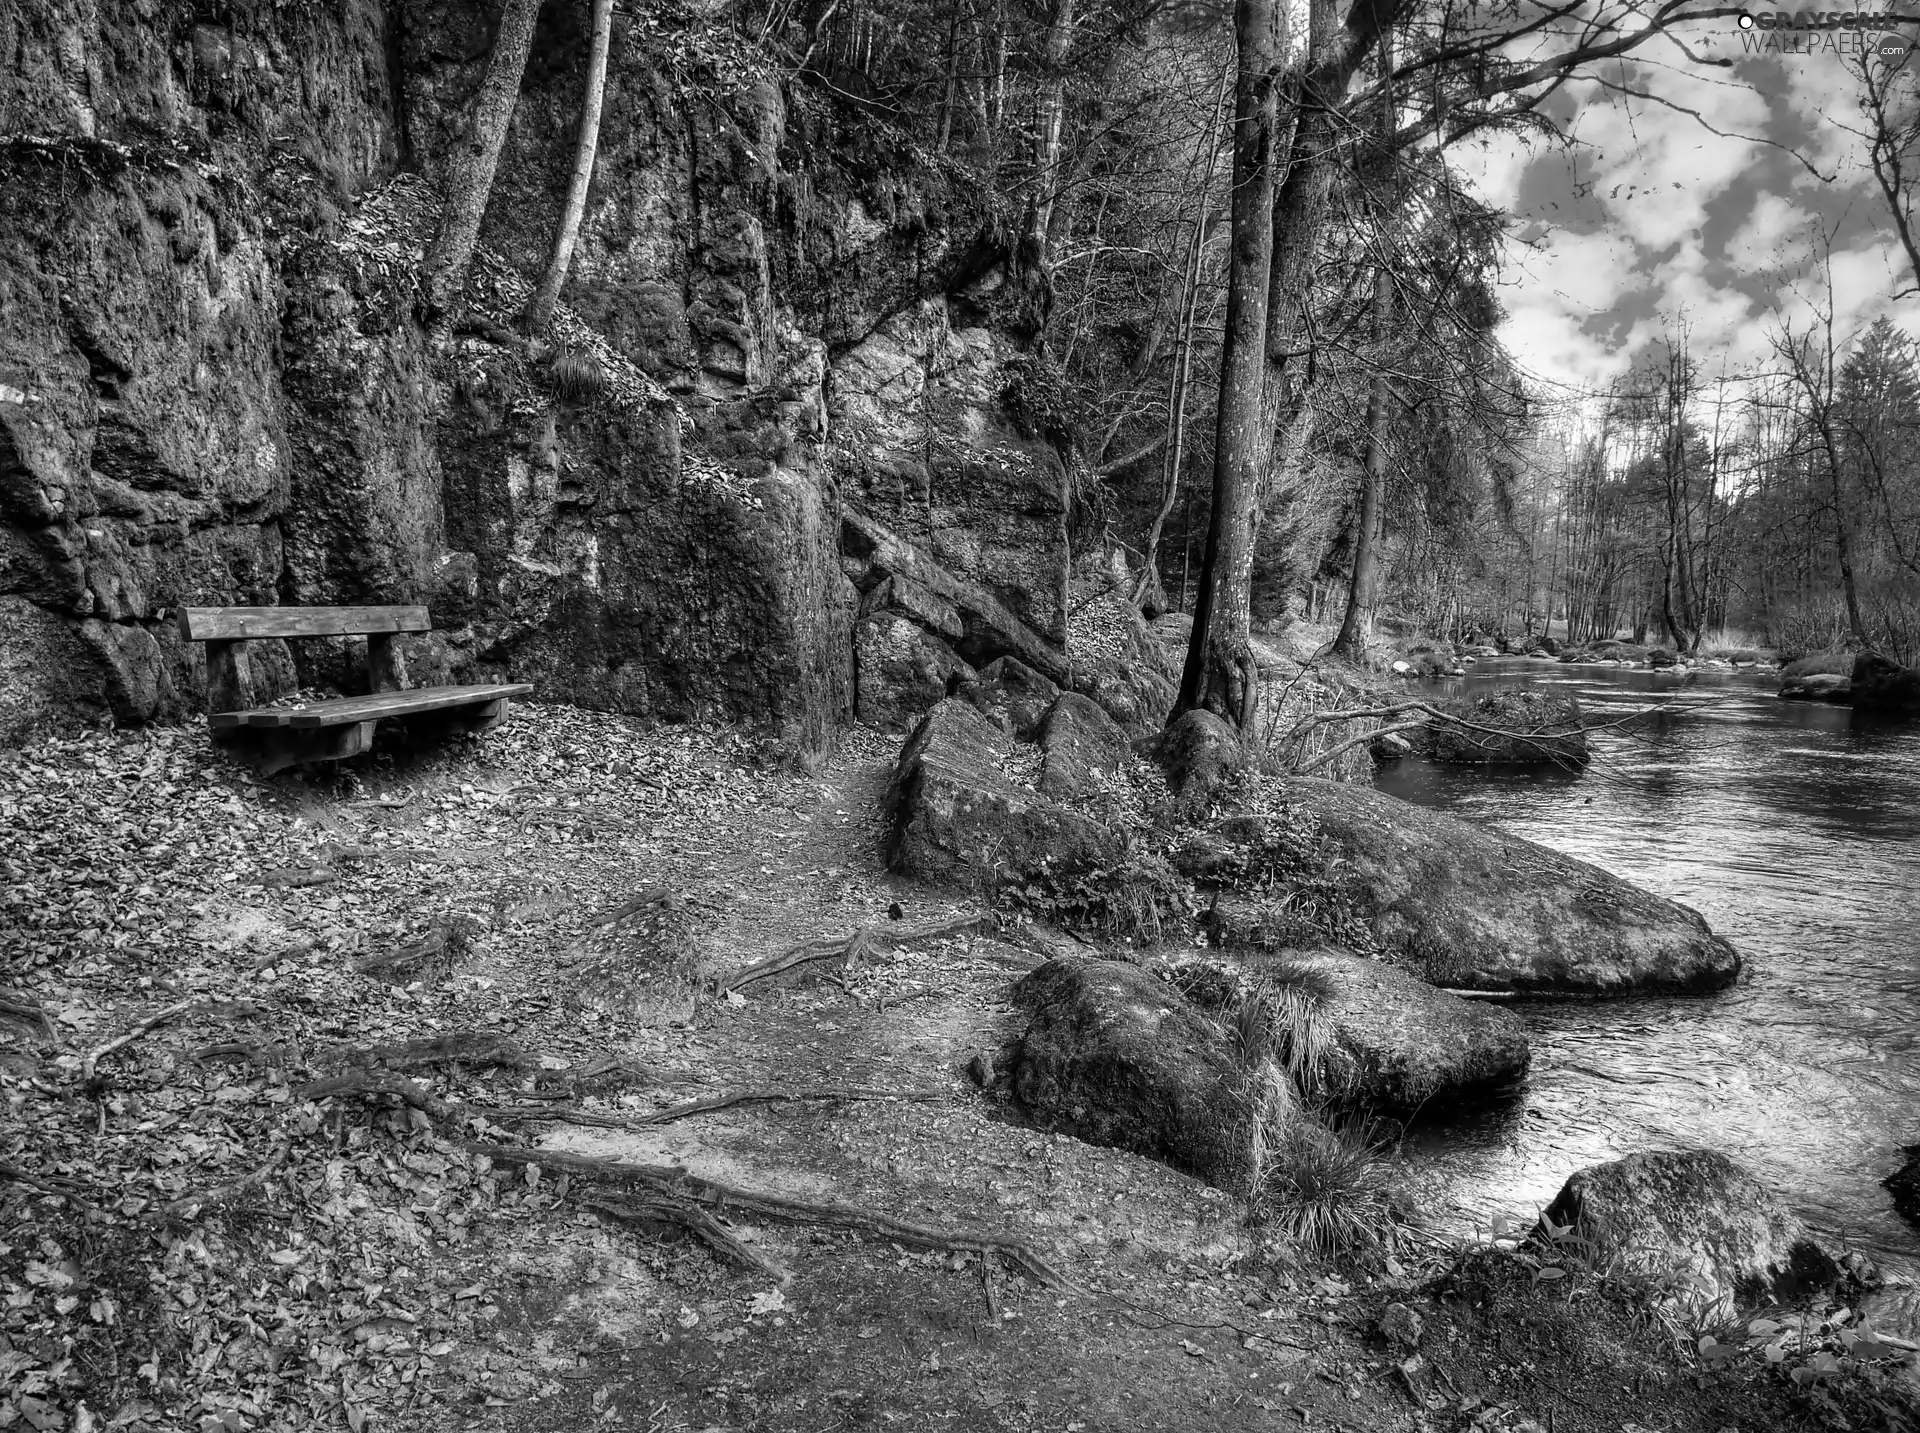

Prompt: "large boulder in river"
[1247,950,1531,1110]
[1007,956,1261,1188]
[1195,779,1739,994]
[887,699,1126,886]
[1780,671,1851,703]
[1420,688,1588,766]
[1853,652,1920,713]
[1541,1150,1843,1310]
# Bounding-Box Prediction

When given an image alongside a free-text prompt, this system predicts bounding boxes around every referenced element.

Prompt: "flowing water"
[1372,657,1920,1266]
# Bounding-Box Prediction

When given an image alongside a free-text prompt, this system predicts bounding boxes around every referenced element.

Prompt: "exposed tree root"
[81,998,200,1084]
[472,1142,1072,1289]
[337,1031,532,1074]
[297,1071,936,1136]
[0,1159,104,1209]
[163,1143,290,1220]
[632,1087,941,1125]
[586,1194,794,1286]
[355,928,453,982]
[0,995,56,1038]
[294,1071,453,1119]
[720,913,986,996]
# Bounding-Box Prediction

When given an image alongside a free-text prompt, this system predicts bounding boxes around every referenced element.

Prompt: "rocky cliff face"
[0,0,1089,750]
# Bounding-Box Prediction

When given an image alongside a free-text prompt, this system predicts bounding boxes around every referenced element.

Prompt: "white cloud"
[1455,42,1915,396]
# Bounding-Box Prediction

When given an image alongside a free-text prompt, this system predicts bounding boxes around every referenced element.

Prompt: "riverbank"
[3,706,1916,1431]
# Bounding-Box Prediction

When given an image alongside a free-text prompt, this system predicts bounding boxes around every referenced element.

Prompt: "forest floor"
[1,703,1907,1433]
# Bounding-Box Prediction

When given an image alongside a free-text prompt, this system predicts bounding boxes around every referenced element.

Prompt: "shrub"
[1001,850,1192,942]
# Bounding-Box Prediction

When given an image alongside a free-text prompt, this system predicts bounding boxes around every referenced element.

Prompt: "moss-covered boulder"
[959,656,1061,741]
[1541,1151,1844,1310]
[886,698,1126,887]
[1248,950,1530,1111]
[1006,956,1263,1188]
[854,611,973,730]
[1038,692,1134,803]
[1190,781,1739,995]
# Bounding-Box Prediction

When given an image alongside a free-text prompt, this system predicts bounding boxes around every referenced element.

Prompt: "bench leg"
[416,698,507,741]
[241,720,379,776]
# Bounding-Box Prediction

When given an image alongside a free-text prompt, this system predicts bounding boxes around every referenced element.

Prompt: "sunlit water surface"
[1372,658,1920,1267]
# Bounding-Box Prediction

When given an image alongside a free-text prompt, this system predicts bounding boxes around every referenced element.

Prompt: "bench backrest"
[182,605,429,714]
[179,606,432,641]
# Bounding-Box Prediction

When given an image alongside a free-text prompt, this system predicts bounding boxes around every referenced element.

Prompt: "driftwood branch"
[474,1143,1070,1289]
[1282,693,1726,776]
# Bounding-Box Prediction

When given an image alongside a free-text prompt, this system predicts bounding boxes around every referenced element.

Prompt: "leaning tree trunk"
[421,0,544,333]
[1174,0,1281,729]
[1333,266,1392,661]
[524,0,613,336]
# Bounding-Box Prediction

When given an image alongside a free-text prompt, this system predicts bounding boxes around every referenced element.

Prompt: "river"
[1373,657,1920,1266]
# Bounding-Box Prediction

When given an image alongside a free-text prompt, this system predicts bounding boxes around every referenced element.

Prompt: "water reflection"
[1373,658,1920,1261]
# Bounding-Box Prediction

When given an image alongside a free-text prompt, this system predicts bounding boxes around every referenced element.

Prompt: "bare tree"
[1849,53,1920,300]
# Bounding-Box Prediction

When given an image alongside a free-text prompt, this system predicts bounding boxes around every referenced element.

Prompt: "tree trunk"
[1258,0,1406,544]
[1819,422,1871,646]
[1137,67,1230,611]
[1029,0,1075,266]
[524,0,612,336]
[1174,0,1281,729]
[1333,266,1392,661]
[422,0,544,333]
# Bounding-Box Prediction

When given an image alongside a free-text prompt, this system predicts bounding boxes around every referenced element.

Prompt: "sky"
[1450,11,1918,406]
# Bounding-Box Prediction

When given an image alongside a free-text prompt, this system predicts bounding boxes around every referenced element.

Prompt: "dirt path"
[0,705,1859,1433]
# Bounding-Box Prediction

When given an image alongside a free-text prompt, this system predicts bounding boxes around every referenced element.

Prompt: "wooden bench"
[180,605,533,774]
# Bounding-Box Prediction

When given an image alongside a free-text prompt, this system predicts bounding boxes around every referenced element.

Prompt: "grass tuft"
[548,346,609,403]
[1249,1121,1399,1259]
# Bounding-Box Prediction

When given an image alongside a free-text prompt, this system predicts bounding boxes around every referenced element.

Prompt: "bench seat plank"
[182,605,432,641]
[211,683,534,730]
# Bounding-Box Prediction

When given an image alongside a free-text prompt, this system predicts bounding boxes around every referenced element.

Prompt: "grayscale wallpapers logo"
[1735,10,1918,60]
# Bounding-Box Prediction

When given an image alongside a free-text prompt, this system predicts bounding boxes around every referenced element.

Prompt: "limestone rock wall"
[0,0,1075,749]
